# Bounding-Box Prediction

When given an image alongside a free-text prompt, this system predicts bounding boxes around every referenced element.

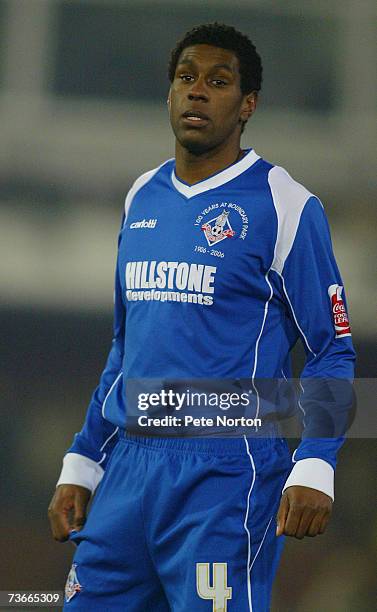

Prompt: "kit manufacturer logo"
[130,218,157,229]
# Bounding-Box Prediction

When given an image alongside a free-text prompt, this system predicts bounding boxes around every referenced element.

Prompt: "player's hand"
[276,485,333,539]
[48,484,91,542]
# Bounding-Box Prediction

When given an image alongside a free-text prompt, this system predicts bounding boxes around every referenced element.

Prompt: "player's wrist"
[282,457,334,501]
[56,452,104,493]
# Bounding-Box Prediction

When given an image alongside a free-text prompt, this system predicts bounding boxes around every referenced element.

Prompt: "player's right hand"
[48,484,91,542]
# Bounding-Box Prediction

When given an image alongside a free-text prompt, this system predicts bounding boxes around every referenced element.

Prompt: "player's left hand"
[276,485,333,539]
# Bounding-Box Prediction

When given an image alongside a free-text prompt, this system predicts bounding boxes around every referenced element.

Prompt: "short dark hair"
[168,22,263,94]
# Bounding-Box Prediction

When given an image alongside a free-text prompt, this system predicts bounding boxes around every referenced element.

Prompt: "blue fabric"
[64,434,292,611]
[67,154,355,469]
[64,152,356,609]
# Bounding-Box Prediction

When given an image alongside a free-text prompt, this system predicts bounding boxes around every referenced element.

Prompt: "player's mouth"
[181,110,210,127]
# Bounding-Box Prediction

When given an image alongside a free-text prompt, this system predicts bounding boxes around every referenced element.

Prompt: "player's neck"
[174,141,244,185]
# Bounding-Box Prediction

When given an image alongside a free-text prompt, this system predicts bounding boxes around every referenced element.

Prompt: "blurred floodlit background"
[0,1,376,610]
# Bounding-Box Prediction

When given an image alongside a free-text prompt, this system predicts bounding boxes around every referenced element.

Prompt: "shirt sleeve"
[57,216,126,492]
[278,196,356,500]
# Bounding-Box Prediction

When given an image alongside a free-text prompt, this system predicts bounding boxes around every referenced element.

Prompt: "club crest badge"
[65,563,82,602]
[194,202,249,251]
[201,211,235,245]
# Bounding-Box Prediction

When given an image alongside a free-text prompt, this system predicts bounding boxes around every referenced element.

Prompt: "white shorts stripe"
[243,436,257,612]
[249,515,274,572]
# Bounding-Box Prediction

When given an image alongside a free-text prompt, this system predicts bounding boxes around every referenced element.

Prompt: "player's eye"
[179,74,194,82]
[212,79,227,87]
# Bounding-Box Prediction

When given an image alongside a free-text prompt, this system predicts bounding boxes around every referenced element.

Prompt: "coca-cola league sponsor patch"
[328,284,351,338]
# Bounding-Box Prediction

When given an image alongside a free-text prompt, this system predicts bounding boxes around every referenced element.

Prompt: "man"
[48,23,355,611]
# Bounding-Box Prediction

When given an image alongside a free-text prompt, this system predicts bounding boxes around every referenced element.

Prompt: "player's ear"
[167,88,172,110]
[239,91,257,123]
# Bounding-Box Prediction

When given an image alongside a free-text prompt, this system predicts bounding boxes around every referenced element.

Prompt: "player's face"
[168,44,255,155]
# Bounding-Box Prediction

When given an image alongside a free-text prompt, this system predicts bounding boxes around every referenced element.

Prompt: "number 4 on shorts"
[196,562,232,611]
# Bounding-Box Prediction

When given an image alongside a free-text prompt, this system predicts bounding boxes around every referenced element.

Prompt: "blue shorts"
[64,433,292,611]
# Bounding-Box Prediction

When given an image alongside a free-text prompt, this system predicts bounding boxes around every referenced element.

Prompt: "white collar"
[171,149,260,199]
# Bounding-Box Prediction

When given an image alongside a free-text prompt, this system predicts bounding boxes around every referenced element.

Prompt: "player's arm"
[48,216,126,541]
[274,196,356,538]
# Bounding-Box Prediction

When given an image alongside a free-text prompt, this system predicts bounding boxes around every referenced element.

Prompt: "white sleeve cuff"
[56,453,104,493]
[282,458,334,501]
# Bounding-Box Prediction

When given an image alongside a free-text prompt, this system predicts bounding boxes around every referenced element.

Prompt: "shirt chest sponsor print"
[195,202,249,248]
[125,260,217,306]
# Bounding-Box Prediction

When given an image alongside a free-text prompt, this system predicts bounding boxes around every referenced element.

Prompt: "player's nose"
[187,77,209,102]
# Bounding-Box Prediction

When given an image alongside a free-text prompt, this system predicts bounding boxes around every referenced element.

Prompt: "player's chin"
[178,132,216,156]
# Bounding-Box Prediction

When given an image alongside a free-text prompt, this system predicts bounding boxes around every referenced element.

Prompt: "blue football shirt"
[61,149,355,495]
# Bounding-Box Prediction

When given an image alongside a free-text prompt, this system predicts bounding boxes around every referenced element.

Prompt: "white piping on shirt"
[277,271,316,357]
[251,271,274,425]
[97,425,120,465]
[101,371,123,419]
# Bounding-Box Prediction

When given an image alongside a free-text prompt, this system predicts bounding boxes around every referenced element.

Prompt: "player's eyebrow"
[177,59,235,74]
[211,63,234,74]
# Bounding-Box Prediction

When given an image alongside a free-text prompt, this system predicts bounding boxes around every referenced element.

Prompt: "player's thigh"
[146,450,254,610]
[247,438,292,611]
[147,438,291,612]
[63,440,169,610]
[64,531,168,612]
